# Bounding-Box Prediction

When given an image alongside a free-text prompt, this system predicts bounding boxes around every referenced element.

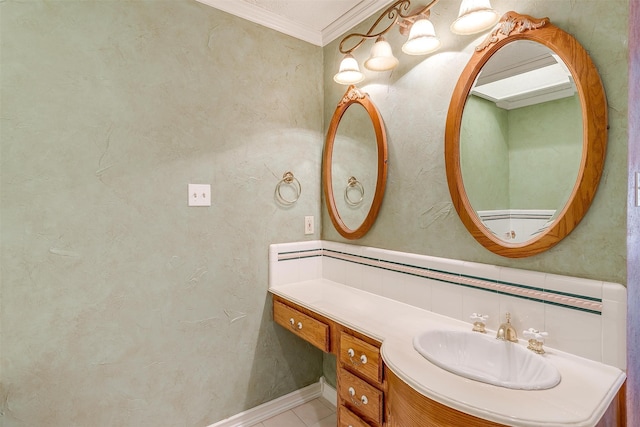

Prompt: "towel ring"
[276,171,301,205]
[344,176,364,206]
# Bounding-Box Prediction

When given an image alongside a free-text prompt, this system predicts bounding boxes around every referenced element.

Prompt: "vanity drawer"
[339,332,383,385]
[338,368,384,426]
[273,300,330,352]
[339,405,372,427]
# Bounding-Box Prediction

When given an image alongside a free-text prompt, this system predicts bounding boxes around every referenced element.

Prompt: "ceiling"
[471,40,576,110]
[195,0,394,46]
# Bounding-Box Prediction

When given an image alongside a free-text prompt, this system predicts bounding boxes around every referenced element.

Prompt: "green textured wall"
[509,95,583,209]
[0,1,324,425]
[323,0,628,285]
[0,0,630,424]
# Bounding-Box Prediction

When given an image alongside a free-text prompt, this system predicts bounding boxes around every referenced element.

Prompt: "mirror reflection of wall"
[331,103,378,231]
[461,95,582,209]
[459,40,583,242]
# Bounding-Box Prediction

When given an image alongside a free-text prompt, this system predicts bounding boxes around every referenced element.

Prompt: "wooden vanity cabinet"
[272,296,384,426]
[272,295,625,427]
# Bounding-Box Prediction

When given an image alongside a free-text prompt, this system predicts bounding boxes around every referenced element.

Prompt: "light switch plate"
[304,216,314,235]
[188,184,211,207]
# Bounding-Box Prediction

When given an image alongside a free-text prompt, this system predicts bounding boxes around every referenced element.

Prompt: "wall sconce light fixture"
[333,0,500,85]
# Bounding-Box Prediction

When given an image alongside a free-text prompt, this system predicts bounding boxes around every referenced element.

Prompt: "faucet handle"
[470,313,488,333]
[470,313,489,322]
[523,328,548,341]
[523,328,549,354]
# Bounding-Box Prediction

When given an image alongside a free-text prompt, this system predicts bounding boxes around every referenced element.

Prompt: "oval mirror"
[445,12,607,258]
[323,86,388,239]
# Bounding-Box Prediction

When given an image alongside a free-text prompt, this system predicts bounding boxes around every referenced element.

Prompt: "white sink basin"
[413,330,561,390]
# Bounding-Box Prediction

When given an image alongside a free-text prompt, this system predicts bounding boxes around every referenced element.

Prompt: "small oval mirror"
[323,86,388,239]
[445,12,607,257]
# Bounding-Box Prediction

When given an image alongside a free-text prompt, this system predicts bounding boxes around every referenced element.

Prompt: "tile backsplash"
[269,241,626,371]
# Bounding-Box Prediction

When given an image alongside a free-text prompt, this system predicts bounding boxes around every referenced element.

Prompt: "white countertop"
[269,279,626,427]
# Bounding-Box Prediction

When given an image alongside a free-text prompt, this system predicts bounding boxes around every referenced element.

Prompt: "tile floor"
[249,397,336,427]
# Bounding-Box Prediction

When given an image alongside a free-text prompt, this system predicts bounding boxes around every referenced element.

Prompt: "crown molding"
[195,0,394,47]
[321,0,394,46]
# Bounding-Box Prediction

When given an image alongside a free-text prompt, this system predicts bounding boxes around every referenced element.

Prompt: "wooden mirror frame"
[445,12,608,258]
[323,86,388,239]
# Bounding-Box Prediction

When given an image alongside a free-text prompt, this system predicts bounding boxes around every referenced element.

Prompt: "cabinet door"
[386,367,505,427]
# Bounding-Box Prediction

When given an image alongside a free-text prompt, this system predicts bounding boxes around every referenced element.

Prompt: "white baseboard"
[208,378,336,427]
[319,377,337,407]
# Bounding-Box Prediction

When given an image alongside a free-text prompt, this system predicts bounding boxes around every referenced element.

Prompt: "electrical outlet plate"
[188,184,211,207]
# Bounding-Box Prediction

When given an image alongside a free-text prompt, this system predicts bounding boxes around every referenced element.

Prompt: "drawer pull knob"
[347,348,366,367]
[361,395,368,405]
[288,318,302,330]
[348,387,363,407]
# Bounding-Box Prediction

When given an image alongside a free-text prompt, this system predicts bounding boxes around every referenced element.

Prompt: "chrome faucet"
[496,313,518,342]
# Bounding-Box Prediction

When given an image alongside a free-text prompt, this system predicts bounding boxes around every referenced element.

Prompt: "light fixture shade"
[333,54,365,85]
[364,37,399,71]
[450,0,500,35]
[402,18,441,55]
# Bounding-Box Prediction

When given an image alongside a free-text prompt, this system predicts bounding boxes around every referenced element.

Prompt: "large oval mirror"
[445,12,607,258]
[323,86,388,239]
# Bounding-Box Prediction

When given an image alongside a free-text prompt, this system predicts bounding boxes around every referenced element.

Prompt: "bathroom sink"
[413,330,561,390]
